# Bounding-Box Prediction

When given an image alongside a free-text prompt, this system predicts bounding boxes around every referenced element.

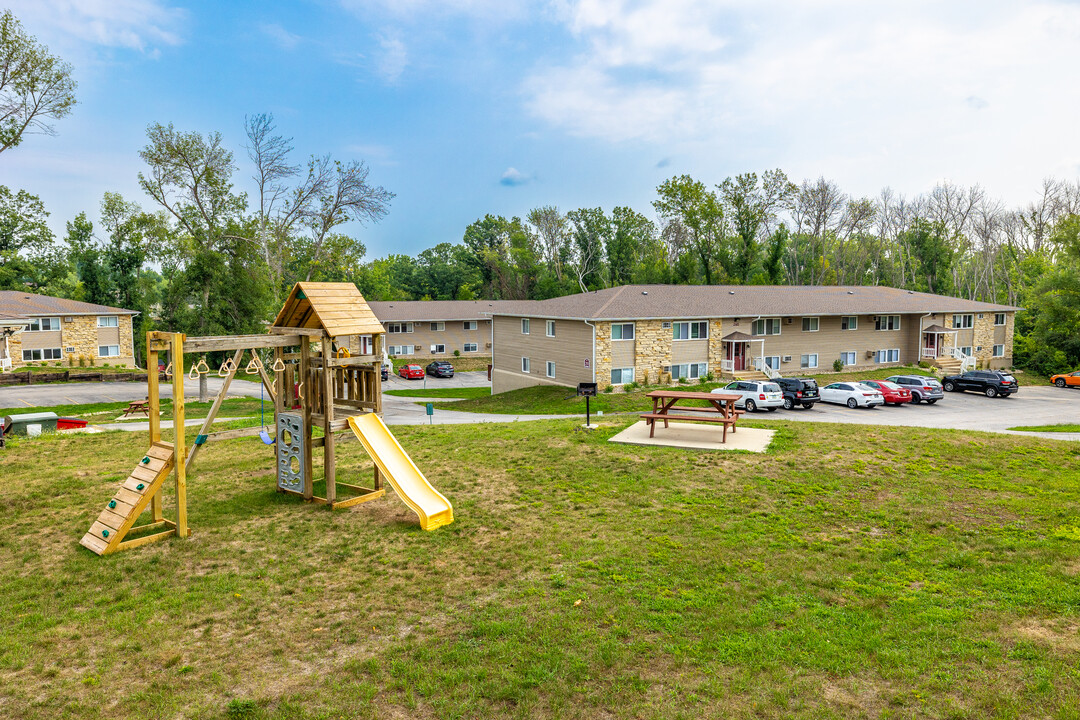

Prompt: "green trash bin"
[3,412,59,436]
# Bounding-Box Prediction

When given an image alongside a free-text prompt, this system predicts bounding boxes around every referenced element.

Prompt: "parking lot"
[741,384,1080,440]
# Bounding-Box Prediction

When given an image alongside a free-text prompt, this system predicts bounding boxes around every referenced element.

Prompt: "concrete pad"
[609,420,775,453]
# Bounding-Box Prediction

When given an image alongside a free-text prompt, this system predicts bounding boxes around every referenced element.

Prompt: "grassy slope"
[2,420,1080,718]
[385,387,491,399]
[1008,424,1080,433]
[0,398,269,424]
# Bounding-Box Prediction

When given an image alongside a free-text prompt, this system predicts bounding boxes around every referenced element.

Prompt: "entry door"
[924,333,939,357]
[733,342,746,371]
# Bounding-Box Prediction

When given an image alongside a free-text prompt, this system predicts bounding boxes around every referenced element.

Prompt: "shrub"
[677,377,688,384]
[78,355,87,367]
[225,699,258,719]
[88,355,95,367]
[832,358,843,372]
[453,349,460,357]
[603,385,614,393]
[68,355,75,367]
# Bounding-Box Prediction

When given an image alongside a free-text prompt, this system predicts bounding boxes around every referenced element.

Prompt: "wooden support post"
[185,347,244,473]
[374,334,384,414]
[300,335,313,500]
[171,332,189,538]
[322,334,336,505]
[147,334,164,523]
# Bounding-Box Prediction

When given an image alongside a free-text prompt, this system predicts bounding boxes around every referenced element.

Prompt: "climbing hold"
[136,483,145,491]
[141,456,151,464]
[195,434,208,446]
[108,500,116,509]
[102,529,109,538]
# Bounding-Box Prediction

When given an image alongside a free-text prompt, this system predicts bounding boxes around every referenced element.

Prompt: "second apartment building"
[367,300,521,360]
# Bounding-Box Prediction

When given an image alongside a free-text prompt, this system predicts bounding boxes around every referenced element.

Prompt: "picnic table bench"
[642,390,743,443]
[121,399,151,418]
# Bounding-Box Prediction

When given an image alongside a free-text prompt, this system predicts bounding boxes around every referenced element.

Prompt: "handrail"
[752,357,780,379]
[0,357,11,371]
[948,346,976,372]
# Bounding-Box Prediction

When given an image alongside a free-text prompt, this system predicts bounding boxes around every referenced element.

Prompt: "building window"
[430,322,445,332]
[389,345,413,356]
[763,356,781,371]
[801,317,819,332]
[97,316,119,328]
[23,317,60,332]
[800,353,818,369]
[875,348,900,363]
[99,345,120,358]
[611,323,635,340]
[959,345,973,357]
[611,367,635,385]
[840,351,856,366]
[430,344,446,354]
[993,344,1005,357]
[387,322,413,334]
[952,314,973,329]
[751,318,780,336]
[546,320,556,337]
[994,313,1006,326]
[875,315,900,331]
[670,362,708,380]
[546,361,556,378]
[463,320,477,331]
[521,357,530,373]
[674,320,709,340]
[23,348,63,361]
[841,316,858,331]
[463,343,478,353]
[521,318,530,334]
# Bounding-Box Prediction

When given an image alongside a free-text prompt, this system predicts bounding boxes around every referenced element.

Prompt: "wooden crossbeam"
[183,334,303,353]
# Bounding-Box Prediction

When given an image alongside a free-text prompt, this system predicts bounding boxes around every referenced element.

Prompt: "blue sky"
[4,0,1080,257]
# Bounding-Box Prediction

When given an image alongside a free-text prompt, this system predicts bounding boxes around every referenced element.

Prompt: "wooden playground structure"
[80,282,452,556]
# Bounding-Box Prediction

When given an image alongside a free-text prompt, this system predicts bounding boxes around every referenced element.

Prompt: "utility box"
[3,412,59,436]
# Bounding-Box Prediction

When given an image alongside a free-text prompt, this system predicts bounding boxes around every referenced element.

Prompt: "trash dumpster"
[3,412,59,436]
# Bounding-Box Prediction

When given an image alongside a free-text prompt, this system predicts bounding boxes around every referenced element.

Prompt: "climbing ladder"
[79,441,178,555]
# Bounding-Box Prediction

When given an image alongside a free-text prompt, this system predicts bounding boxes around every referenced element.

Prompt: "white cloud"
[500,167,532,186]
[260,23,302,51]
[4,0,185,53]
[338,0,533,22]
[375,31,408,82]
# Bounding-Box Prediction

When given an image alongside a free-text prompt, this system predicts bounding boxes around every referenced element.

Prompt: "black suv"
[942,370,1018,398]
[775,377,819,409]
[425,361,454,378]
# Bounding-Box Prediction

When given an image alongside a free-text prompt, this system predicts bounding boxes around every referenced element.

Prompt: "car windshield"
[878,381,901,390]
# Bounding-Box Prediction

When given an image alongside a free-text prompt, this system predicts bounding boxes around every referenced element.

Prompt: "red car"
[398,364,424,380]
[861,380,911,405]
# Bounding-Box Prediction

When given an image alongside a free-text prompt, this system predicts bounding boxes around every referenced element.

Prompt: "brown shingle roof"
[272,282,384,337]
[0,290,138,317]
[489,285,1020,320]
[368,300,523,323]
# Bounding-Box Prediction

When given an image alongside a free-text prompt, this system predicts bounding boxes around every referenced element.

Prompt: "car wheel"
[910,393,921,404]
[985,386,997,398]
[783,397,794,410]
[926,399,938,404]
[943,381,955,392]
[802,403,815,409]
[1056,378,1067,387]
[744,399,757,412]
[846,397,858,409]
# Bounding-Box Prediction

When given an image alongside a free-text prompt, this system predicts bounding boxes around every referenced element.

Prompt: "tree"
[0,185,55,290]
[718,169,795,283]
[566,208,610,292]
[1019,215,1080,374]
[0,10,77,155]
[653,175,724,284]
[527,206,569,281]
[901,218,954,294]
[608,206,655,286]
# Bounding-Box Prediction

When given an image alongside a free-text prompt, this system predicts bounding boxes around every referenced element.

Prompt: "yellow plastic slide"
[346,413,454,531]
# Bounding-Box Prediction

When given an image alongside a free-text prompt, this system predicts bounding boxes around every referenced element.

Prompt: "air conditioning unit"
[782,355,792,362]
[65,347,75,353]
[662,365,671,372]
[63,316,73,322]
[785,318,793,324]
[978,313,984,319]
[872,316,878,321]
[865,350,875,358]
[485,342,492,348]
[661,322,671,329]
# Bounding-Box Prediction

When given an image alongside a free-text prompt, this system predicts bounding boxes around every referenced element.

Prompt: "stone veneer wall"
[595,318,728,389]
[594,322,611,386]
[5,315,136,369]
[707,319,725,377]
[974,311,1014,368]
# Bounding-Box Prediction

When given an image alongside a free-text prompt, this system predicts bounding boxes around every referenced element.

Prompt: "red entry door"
[924,333,938,357]
[734,342,746,371]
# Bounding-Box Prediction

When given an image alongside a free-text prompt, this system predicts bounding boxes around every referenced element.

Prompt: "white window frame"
[521,318,530,335]
[840,351,856,366]
[611,323,635,340]
[952,314,973,329]
[993,344,1005,358]
[670,362,708,380]
[97,316,119,328]
[673,320,709,340]
[546,320,556,337]
[994,313,1006,326]
[430,322,445,332]
[98,345,120,358]
[521,357,530,373]
[875,315,900,331]
[959,345,973,357]
[841,316,858,331]
[751,318,781,336]
[387,322,413,334]
[463,320,477,331]
[875,348,900,363]
[800,353,818,369]
[610,367,635,385]
[546,361,556,378]
[430,344,446,354]
[23,317,61,332]
[463,342,478,353]
[801,317,819,332]
[389,345,413,356]
[763,355,781,371]
[23,347,63,361]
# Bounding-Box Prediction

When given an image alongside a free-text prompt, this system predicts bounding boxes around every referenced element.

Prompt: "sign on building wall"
[584,358,590,369]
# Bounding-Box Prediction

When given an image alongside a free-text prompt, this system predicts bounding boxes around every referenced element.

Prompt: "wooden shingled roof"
[272,282,385,337]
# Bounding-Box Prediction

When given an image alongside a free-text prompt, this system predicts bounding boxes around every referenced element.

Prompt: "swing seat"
[259,429,275,445]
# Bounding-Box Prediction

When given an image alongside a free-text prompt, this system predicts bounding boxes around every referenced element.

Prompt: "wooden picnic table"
[641,390,743,442]
[121,399,151,418]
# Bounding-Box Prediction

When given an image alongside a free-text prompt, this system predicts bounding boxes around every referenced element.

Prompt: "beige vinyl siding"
[97,326,121,346]
[993,325,1006,344]
[384,319,492,358]
[20,328,63,351]
[610,337,635,366]
[671,338,708,364]
[492,315,593,394]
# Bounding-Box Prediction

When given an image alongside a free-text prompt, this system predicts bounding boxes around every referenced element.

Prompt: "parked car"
[942,370,1018,398]
[398,364,424,380]
[885,375,944,404]
[820,382,884,408]
[381,364,390,381]
[774,377,819,410]
[860,380,911,405]
[713,380,784,412]
[426,361,455,378]
[1051,370,1080,388]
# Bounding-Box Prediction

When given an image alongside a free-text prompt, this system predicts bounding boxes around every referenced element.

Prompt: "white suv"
[713,380,784,412]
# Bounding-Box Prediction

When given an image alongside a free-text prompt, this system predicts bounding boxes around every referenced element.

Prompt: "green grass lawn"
[1008,424,1080,433]
[385,387,491,399]
[2,418,1080,718]
[0,397,270,423]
